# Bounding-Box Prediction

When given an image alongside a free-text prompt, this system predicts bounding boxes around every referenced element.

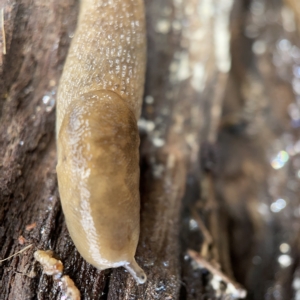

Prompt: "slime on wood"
[56,0,147,284]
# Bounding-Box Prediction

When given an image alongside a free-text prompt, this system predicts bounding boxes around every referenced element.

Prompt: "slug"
[56,0,147,284]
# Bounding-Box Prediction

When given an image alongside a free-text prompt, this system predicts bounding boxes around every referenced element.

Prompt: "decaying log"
[0,0,235,298]
[2,0,300,299]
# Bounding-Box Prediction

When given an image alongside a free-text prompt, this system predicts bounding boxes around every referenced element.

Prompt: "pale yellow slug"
[56,0,147,284]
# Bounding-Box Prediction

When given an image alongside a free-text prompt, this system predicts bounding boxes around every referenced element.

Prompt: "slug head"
[56,90,146,283]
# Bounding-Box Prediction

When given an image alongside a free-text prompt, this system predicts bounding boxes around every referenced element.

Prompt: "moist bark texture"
[1,0,300,299]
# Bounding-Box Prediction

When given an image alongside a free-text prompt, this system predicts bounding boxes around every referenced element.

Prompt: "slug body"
[56,0,146,284]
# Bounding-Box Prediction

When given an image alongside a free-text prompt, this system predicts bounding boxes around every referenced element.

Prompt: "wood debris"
[61,275,81,300]
[34,250,63,278]
[0,244,33,263]
[25,222,37,231]
[188,250,247,299]
[18,235,26,245]
[34,250,81,300]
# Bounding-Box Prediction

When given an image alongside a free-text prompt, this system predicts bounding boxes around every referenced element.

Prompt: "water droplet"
[279,243,290,253]
[270,198,286,213]
[155,19,171,34]
[278,254,292,267]
[153,164,164,178]
[189,219,198,231]
[293,78,300,95]
[146,121,155,132]
[144,260,154,267]
[292,46,300,62]
[138,119,155,133]
[294,66,300,78]
[271,151,289,169]
[277,39,292,52]
[145,95,154,104]
[288,103,300,120]
[252,40,266,55]
[293,277,300,290]
[42,93,56,112]
[163,261,169,267]
[155,284,166,292]
[152,137,165,147]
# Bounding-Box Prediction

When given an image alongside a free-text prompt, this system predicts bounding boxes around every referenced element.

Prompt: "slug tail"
[124,259,147,284]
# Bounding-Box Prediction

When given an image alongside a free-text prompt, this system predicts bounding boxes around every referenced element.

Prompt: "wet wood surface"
[1,0,300,299]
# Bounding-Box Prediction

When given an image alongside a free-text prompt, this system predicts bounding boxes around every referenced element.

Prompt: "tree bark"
[1,0,300,299]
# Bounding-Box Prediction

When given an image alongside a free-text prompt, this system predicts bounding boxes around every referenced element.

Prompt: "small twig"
[1,8,6,55]
[201,174,221,267]
[190,208,213,258]
[188,249,247,298]
[0,244,33,263]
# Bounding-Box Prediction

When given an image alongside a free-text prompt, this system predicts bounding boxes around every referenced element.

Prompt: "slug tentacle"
[125,259,147,285]
[56,0,146,284]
